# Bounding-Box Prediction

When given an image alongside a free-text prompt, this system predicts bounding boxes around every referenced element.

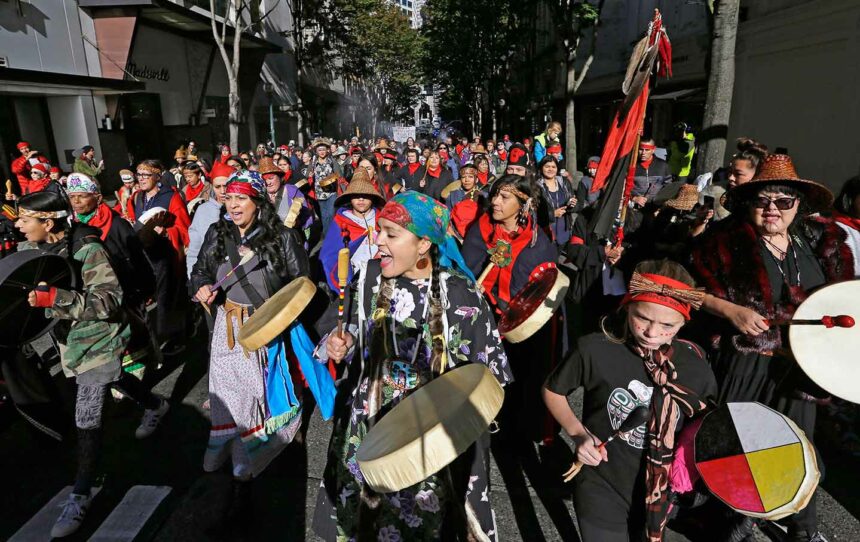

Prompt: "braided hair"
[427,245,446,374]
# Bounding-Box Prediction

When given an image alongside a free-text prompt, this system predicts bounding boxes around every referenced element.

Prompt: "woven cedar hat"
[472,144,489,156]
[665,183,700,211]
[257,156,283,176]
[334,146,348,157]
[312,137,333,149]
[727,154,833,212]
[374,139,393,152]
[335,168,385,207]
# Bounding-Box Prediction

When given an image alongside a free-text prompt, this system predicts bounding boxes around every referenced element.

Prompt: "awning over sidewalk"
[0,67,145,96]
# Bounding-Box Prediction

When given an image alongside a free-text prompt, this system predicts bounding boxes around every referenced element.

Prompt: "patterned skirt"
[205,304,301,477]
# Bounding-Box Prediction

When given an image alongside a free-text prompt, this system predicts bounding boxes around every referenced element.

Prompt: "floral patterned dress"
[313,261,512,542]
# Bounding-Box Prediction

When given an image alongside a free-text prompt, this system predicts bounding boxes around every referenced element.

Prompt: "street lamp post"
[263,82,276,145]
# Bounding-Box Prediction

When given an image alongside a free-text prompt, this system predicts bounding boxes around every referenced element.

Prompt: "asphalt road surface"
[2,337,859,541]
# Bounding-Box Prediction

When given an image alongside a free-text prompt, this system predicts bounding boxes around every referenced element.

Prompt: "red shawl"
[477,214,536,303]
[184,181,205,201]
[83,203,115,241]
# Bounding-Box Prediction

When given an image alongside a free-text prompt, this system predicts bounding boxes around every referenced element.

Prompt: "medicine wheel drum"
[694,402,819,520]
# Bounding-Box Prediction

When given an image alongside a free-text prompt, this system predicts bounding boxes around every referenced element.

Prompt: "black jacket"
[103,209,156,305]
[414,167,454,202]
[190,221,310,305]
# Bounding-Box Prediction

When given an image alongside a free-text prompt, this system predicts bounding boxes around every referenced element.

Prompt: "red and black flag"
[587,10,672,246]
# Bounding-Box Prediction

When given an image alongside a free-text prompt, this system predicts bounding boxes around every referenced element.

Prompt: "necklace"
[761,236,800,286]
[762,235,788,260]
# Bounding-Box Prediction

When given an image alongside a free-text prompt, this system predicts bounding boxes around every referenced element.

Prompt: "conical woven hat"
[665,183,700,211]
[335,168,384,207]
[727,154,833,212]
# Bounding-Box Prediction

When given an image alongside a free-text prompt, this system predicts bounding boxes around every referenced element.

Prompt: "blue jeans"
[319,197,336,237]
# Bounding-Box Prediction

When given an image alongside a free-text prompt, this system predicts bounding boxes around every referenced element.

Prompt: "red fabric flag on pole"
[587,10,672,246]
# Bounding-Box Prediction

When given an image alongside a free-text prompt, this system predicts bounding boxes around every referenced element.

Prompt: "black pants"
[573,471,645,542]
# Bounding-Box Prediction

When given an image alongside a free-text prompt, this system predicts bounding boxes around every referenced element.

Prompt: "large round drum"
[694,402,819,520]
[356,364,504,493]
[789,280,860,404]
[0,250,77,347]
[237,276,316,351]
[498,267,569,343]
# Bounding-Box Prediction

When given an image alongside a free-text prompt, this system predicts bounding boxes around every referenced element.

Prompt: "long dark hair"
[486,173,538,245]
[537,155,560,179]
[210,193,288,270]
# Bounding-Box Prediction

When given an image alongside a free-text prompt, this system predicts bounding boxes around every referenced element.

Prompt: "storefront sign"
[126,62,170,82]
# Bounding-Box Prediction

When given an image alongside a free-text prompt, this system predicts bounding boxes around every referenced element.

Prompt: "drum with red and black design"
[694,402,819,520]
[498,266,569,343]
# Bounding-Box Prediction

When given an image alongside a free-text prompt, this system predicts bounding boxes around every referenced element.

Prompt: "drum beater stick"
[766,315,854,328]
[563,405,650,482]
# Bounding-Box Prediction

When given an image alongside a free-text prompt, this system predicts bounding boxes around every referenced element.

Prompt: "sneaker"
[50,492,90,538]
[135,396,170,439]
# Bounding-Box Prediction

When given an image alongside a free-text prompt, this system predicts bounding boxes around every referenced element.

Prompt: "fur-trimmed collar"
[691,216,854,353]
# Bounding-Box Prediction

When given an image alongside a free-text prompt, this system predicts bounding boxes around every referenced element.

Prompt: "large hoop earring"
[416,253,430,270]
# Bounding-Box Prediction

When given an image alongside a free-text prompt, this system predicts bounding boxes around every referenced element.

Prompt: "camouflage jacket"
[42,230,130,377]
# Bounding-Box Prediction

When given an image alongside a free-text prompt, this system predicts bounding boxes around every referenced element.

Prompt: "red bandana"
[477,171,489,186]
[408,162,421,175]
[622,273,695,320]
[426,165,441,178]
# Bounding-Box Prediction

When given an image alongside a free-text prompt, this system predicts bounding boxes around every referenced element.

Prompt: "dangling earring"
[416,253,429,270]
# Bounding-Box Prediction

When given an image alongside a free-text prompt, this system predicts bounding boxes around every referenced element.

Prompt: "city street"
[2,2,860,541]
[2,339,858,541]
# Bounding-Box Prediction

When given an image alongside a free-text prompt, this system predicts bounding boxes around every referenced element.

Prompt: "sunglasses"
[753,196,797,210]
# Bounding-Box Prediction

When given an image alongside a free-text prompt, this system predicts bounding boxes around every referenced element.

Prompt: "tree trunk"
[228,77,240,151]
[564,55,578,171]
[697,0,741,175]
[296,63,305,147]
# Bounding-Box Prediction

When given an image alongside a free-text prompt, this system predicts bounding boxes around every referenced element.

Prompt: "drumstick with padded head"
[563,405,650,482]
[7,180,15,200]
[767,315,855,329]
[336,247,350,341]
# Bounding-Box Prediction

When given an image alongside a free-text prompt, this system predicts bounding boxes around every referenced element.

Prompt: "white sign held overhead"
[391,126,416,142]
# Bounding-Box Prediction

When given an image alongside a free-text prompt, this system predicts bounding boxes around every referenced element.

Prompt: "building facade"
[501,0,860,188]
[0,0,353,192]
